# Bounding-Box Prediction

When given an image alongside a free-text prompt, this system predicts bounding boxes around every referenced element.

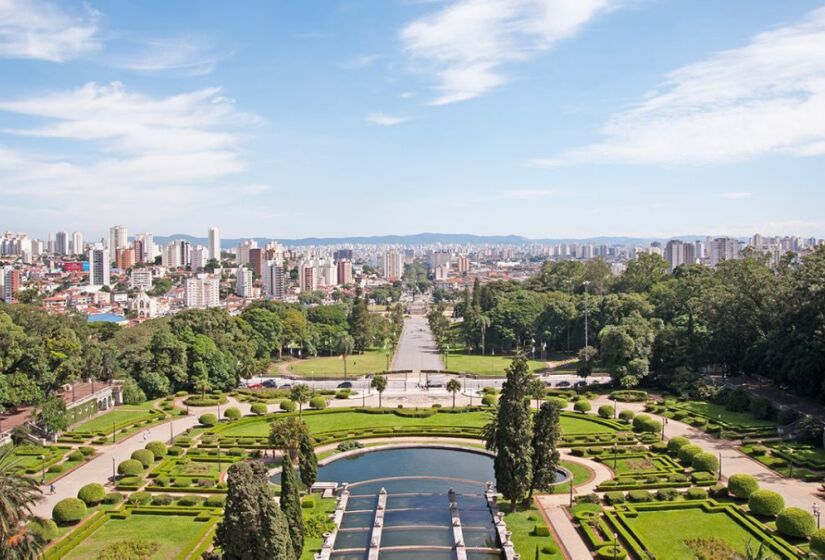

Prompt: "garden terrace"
[287,348,389,377]
[593,450,716,492]
[59,405,170,445]
[0,444,93,483]
[143,455,244,493]
[438,352,548,377]
[648,400,778,439]
[740,441,825,481]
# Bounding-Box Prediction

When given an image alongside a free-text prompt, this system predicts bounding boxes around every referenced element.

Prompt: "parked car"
[262,379,277,388]
[337,381,353,389]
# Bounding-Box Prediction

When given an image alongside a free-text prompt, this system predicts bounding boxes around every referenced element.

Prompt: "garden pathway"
[391,315,444,372]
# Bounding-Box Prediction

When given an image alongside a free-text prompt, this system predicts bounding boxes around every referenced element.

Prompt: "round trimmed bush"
[546,397,568,409]
[678,444,704,465]
[251,403,267,415]
[151,494,174,506]
[574,400,592,413]
[597,544,627,559]
[632,414,662,433]
[67,450,84,462]
[776,507,816,538]
[178,495,203,506]
[666,436,691,454]
[481,394,497,406]
[103,492,124,505]
[810,528,825,555]
[52,498,87,525]
[79,446,96,456]
[685,488,708,500]
[598,405,615,419]
[77,483,106,506]
[309,396,327,410]
[280,399,296,412]
[618,410,635,423]
[131,449,155,468]
[145,441,167,458]
[727,474,759,499]
[205,495,227,507]
[224,406,241,420]
[748,490,784,517]
[28,518,59,542]
[198,413,218,427]
[128,491,152,505]
[692,452,719,473]
[117,459,144,476]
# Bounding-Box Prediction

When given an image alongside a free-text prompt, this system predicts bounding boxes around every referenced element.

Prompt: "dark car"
[262,379,277,388]
[337,381,353,389]
[556,381,571,388]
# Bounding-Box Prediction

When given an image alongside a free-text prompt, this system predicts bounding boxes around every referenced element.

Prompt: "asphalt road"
[391,315,444,372]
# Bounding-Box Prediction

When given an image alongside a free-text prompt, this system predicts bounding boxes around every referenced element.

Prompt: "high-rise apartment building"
[383,250,404,280]
[184,274,221,308]
[235,240,257,266]
[130,269,153,291]
[299,262,316,292]
[88,246,111,287]
[334,249,353,261]
[133,233,154,263]
[262,261,285,299]
[235,268,253,297]
[248,248,265,277]
[456,255,470,274]
[2,267,20,303]
[710,237,740,267]
[55,231,69,256]
[109,225,128,254]
[191,246,208,271]
[71,231,83,255]
[337,260,353,285]
[115,246,135,270]
[208,227,220,261]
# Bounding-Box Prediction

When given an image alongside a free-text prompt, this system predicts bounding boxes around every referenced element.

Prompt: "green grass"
[676,401,775,428]
[60,513,211,560]
[612,456,657,475]
[72,407,155,433]
[300,497,337,560]
[621,507,761,559]
[446,353,547,377]
[288,350,390,377]
[216,410,617,438]
[502,502,563,559]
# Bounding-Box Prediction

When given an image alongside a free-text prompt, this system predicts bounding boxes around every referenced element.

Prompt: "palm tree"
[337,334,355,378]
[528,377,545,410]
[0,447,43,558]
[289,384,313,417]
[370,375,388,408]
[194,372,211,400]
[476,314,491,355]
[446,379,462,409]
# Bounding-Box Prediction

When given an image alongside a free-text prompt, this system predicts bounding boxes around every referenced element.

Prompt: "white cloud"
[110,37,232,76]
[401,0,618,105]
[720,191,752,200]
[0,0,100,62]
[341,53,384,69]
[366,112,414,126]
[544,7,825,166]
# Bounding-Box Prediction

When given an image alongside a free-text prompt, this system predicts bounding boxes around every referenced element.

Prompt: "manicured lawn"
[73,407,154,432]
[612,456,657,475]
[545,460,593,495]
[61,513,211,560]
[622,508,759,559]
[300,497,337,560]
[677,401,775,428]
[288,350,390,377]
[447,353,547,377]
[217,410,617,438]
[502,502,563,559]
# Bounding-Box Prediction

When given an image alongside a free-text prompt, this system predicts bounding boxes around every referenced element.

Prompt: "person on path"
[49,483,55,495]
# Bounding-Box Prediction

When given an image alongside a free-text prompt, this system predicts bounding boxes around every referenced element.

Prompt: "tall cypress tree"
[485,354,534,512]
[280,459,304,558]
[298,431,318,488]
[529,400,562,500]
[216,460,293,560]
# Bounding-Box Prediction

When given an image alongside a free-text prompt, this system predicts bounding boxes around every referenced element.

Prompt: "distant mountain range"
[152,232,716,248]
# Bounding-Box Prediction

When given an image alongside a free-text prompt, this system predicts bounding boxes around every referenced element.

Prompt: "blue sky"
[1,0,824,240]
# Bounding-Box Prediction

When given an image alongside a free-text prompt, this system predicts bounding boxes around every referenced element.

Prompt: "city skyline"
[2,1,825,238]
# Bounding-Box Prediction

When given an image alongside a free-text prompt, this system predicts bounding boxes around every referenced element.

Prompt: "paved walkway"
[392,316,443,372]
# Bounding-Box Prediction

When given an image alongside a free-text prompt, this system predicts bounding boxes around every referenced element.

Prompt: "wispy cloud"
[497,188,558,200]
[341,53,384,69]
[0,0,100,62]
[366,112,414,126]
[720,191,752,200]
[110,36,233,76]
[401,0,620,105]
[542,7,825,166]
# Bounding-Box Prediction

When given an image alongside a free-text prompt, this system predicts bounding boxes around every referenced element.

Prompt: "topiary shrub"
[103,492,124,505]
[666,436,690,454]
[678,444,704,465]
[727,474,759,499]
[692,452,719,473]
[748,489,784,517]
[618,410,635,423]
[598,405,615,419]
[67,450,84,462]
[198,413,218,427]
[77,483,106,506]
[632,414,662,433]
[28,518,59,542]
[52,498,87,525]
[309,396,327,410]
[627,490,653,503]
[224,406,241,420]
[280,400,297,412]
[546,397,568,409]
[151,494,174,506]
[130,449,154,468]
[776,507,816,538]
[128,491,151,505]
[251,403,267,415]
[178,495,203,506]
[481,395,497,407]
[597,545,627,559]
[117,459,144,476]
[79,446,96,456]
[205,495,227,507]
[145,441,167,458]
[574,400,592,413]
[810,529,825,555]
[656,489,679,502]
[685,488,708,500]
[533,525,551,537]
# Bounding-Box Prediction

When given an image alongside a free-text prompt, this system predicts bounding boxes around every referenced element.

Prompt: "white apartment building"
[109,225,128,253]
[383,250,404,280]
[208,227,221,261]
[133,233,154,263]
[191,246,208,271]
[130,269,154,291]
[262,261,285,299]
[337,260,353,285]
[299,261,317,292]
[2,266,20,303]
[236,268,253,297]
[71,231,83,255]
[88,246,111,287]
[184,274,221,308]
[710,237,740,267]
[235,240,257,266]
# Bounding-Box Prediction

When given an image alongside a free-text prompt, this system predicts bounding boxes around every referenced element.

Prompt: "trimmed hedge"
[481,395,497,406]
[280,400,297,412]
[598,405,615,419]
[678,444,704,464]
[77,483,106,506]
[748,490,784,517]
[131,449,155,468]
[666,436,690,454]
[727,474,759,499]
[610,390,647,402]
[128,491,152,505]
[692,452,719,473]
[776,507,816,538]
[28,518,59,542]
[145,441,167,458]
[618,410,635,423]
[224,406,241,420]
[199,413,218,427]
[811,528,825,555]
[309,396,327,410]
[103,492,124,505]
[250,403,267,415]
[117,459,144,476]
[52,498,87,525]
[574,401,592,413]
[632,414,662,434]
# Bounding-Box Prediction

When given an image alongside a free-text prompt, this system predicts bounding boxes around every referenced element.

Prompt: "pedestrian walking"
[50,483,55,495]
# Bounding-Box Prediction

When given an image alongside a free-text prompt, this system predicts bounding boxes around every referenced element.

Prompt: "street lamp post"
[112,419,116,443]
[814,503,821,529]
[719,452,723,481]
[170,421,173,443]
[112,457,116,484]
